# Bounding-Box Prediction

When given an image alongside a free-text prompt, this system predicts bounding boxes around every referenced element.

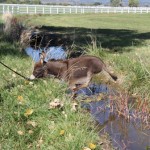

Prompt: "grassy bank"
[0,13,150,149]
[0,41,103,149]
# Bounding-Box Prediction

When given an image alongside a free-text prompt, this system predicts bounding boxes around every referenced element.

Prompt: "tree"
[93,2,102,6]
[110,0,122,7]
[129,0,139,7]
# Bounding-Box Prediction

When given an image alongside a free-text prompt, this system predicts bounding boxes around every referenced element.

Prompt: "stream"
[76,84,150,150]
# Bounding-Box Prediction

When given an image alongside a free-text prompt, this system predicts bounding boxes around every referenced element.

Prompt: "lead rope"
[0,61,31,81]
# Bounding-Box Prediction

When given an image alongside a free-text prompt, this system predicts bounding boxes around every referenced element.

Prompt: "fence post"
[134,8,136,13]
[3,5,5,14]
[146,8,149,13]
[107,8,109,13]
[70,8,71,14]
[49,7,51,14]
[114,8,116,13]
[121,8,123,13]
[17,5,19,14]
[12,5,14,14]
[43,6,44,14]
[35,6,36,14]
[27,6,28,14]
[63,8,65,14]
[75,7,77,14]
[7,5,10,12]
[57,8,58,14]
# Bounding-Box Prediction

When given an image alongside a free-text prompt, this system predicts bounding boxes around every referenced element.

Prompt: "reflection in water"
[78,84,150,150]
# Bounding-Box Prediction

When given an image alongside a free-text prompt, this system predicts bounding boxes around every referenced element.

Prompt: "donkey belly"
[69,67,88,79]
[68,70,92,90]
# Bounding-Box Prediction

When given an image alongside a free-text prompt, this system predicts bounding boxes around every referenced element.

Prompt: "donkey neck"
[46,61,67,78]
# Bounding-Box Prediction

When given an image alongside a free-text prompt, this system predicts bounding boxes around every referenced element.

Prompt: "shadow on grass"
[1,22,150,57]
[40,25,150,52]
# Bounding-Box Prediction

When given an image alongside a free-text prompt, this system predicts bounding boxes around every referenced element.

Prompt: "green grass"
[21,13,150,32]
[0,41,103,149]
[0,13,150,149]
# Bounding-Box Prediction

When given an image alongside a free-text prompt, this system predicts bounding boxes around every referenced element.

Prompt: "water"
[77,84,150,150]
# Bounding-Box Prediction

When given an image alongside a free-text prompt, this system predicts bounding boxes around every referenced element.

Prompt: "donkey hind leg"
[69,80,90,99]
[69,72,92,98]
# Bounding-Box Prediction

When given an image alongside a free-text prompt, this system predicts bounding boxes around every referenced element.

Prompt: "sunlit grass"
[20,13,150,32]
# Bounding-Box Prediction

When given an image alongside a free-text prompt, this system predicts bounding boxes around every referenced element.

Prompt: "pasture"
[0,13,150,149]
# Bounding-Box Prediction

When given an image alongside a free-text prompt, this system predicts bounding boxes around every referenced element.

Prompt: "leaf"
[24,109,33,117]
[27,121,37,128]
[59,130,65,136]
[49,99,63,109]
[89,143,96,150]
[17,130,24,135]
[36,137,43,147]
[97,93,103,101]
[17,95,24,105]
[83,147,91,150]
[71,102,78,112]
[28,130,34,134]
[12,73,16,78]
[24,80,29,84]
[29,81,34,85]
[17,95,23,101]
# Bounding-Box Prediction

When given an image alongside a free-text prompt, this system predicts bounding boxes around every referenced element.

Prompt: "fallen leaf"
[27,143,32,148]
[27,121,37,128]
[89,143,96,150]
[12,73,16,78]
[14,111,18,115]
[17,95,23,101]
[24,109,33,117]
[28,130,34,134]
[59,130,65,136]
[36,137,43,147]
[97,93,103,101]
[65,133,74,142]
[24,80,29,84]
[83,147,91,150]
[71,102,78,112]
[29,82,34,85]
[17,96,24,105]
[17,130,24,135]
[49,99,63,109]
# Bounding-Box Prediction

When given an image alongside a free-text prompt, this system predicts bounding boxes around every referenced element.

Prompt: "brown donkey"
[30,55,117,93]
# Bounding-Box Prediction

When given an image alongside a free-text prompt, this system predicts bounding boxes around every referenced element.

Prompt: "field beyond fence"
[0,4,150,14]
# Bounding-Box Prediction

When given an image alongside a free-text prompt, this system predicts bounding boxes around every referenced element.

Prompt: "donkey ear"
[40,53,44,64]
[40,58,43,64]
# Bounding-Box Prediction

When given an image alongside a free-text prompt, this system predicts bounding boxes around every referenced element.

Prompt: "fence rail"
[0,4,150,14]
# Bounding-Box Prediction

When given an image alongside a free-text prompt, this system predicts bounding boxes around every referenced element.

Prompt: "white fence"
[0,4,150,14]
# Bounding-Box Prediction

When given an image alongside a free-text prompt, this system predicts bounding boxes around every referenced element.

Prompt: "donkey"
[30,55,117,94]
